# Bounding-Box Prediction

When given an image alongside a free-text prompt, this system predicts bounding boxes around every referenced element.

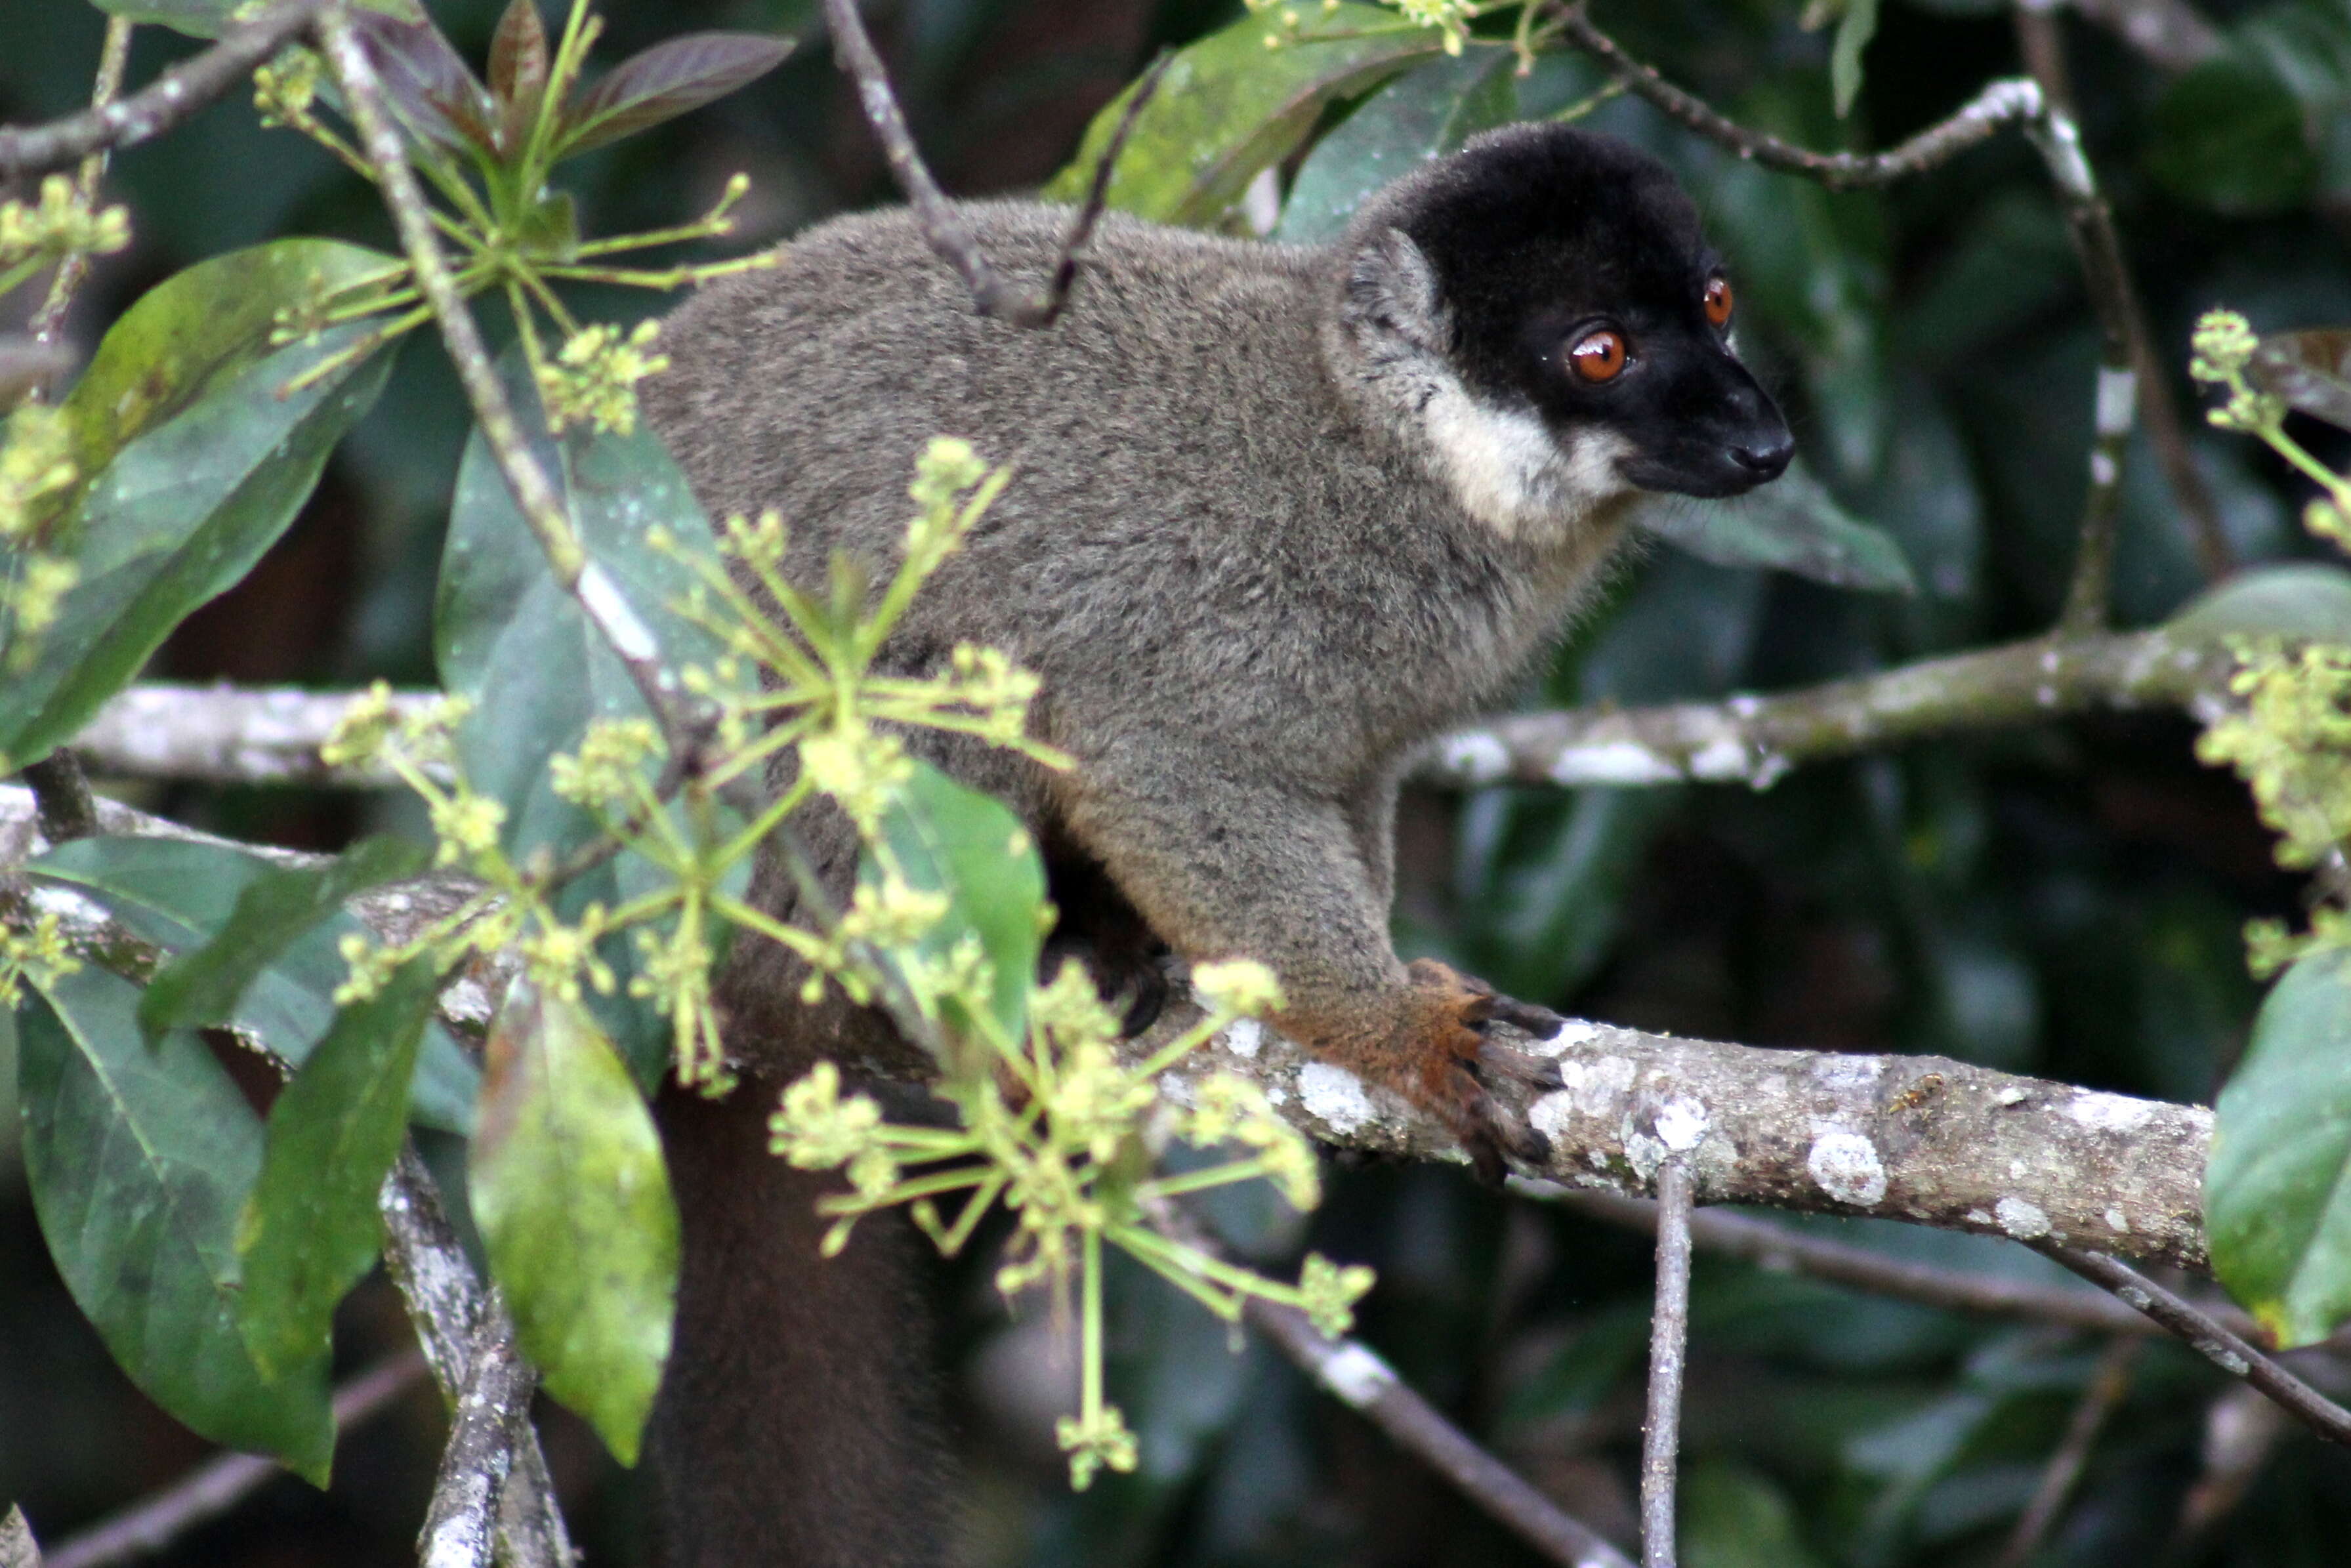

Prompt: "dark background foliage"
[5,0,2350,1563]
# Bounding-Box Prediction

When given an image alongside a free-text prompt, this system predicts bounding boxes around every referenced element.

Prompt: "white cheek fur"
[1419,377,1636,544]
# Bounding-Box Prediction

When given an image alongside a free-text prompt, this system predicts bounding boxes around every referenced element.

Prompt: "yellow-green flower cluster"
[2198,642,2351,972]
[1297,1251,1377,1338]
[1056,1403,1138,1492]
[551,716,665,817]
[0,909,81,1007]
[535,320,671,436]
[1390,0,1477,52]
[0,175,130,273]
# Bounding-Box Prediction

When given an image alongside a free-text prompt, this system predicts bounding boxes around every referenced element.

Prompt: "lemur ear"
[1341,226,1445,353]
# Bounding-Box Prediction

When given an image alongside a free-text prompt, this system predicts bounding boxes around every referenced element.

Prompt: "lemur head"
[1329,122,1794,537]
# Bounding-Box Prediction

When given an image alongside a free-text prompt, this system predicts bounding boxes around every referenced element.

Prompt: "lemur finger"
[1475,1038,1564,1095]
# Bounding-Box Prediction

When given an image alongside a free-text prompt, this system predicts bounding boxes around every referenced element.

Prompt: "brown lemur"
[638,122,1791,1566]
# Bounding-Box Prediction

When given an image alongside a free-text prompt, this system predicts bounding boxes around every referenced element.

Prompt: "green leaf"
[17,964,333,1481]
[1638,456,1916,592]
[555,33,795,159]
[139,835,428,1044]
[2208,945,2351,1347]
[1042,4,1440,226]
[2167,563,2351,644]
[3,242,398,772]
[1829,0,1880,119]
[1682,1460,1829,1568]
[2148,54,2318,215]
[236,958,437,1384]
[436,350,722,864]
[28,836,477,1133]
[471,981,678,1466]
[1273,51,1517,243]
[864,761,1049,1053]
[2251,327,2351,432]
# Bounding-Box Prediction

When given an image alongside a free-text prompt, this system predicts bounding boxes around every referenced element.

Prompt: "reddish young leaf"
[350,10,499,159]
[2252,328,2351,434]
[555,32,793,159]
[489,0,552,155]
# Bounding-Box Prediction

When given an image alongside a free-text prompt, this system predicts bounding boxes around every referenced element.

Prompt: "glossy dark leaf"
[1639,457,1916,593]
[1,241,397,773]
[139,836,427,1044]
[2167,562,2351,644]
[490,0,552,152]
[2148,55,2317,215]
[472,981,678,1465]
[436,350,721,864]
[349,10,500,158]
[555,33,795,159]
[18,965,333,1480]
[863,760,1049,1054]
[2251,327,2351,432]
[1274,51,1516,243]
[2208,945,2351,1347]
[28,836,477,1134]
[1043,3,1440,226]
[236,958,438,1383]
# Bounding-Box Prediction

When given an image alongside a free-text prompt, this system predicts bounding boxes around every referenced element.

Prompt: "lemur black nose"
[1730,431,1795,482]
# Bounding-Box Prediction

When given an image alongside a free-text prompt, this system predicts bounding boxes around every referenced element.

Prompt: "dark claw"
[1488,997,1566,1039]
[1449,1062,1550,1189]
[1117,964,1169,1039]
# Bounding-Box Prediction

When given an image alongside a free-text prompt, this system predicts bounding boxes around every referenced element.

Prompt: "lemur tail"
[648,1077,954,1568]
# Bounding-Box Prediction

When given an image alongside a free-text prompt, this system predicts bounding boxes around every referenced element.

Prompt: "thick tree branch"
[0,2,322,182]
[40,1352,428,1568]
[381,1149,573,1568]
[1413,630,2232,790]
[73,630,2237,793]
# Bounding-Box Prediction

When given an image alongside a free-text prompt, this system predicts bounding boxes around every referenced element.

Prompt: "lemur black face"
[1398,125,1795,500]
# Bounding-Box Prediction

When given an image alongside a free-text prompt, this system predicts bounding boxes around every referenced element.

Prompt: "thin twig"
[1533,1189,2163,1336]
[316,7,701,758]
[25,15,134,360]
[1552,3,2144,632]
[0,1,323,182]
[1247,1296,1636,1567]
[42,1351,430,1568]
[2039,1245,2351,1449]
[819,0,1169,326]
[2012,2,2230,585]
[1994,1335,2144,1568]
[1638,1159,1693,1568]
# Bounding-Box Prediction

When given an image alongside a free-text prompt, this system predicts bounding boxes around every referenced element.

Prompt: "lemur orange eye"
[1568,329,1627,383]
[1703,276,1734,328]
